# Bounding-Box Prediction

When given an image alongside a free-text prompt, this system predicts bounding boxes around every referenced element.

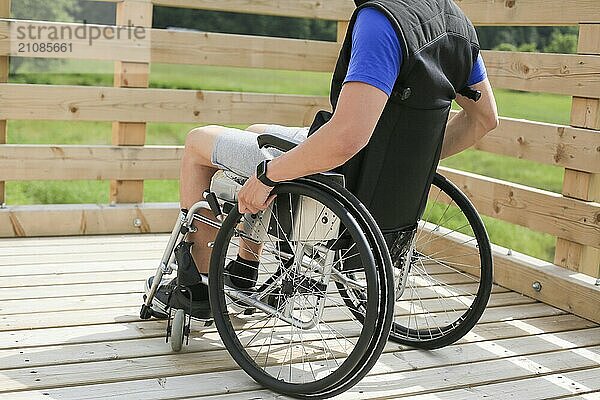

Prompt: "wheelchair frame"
[140,133,493,399]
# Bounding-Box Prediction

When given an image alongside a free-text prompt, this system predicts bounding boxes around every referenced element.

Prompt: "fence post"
[110,0,153,204]
[0,0,9,205]
[337,20,348,45]
[554,23,600,278]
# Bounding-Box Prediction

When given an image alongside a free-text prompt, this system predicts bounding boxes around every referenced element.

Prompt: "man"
[146,0,499,319]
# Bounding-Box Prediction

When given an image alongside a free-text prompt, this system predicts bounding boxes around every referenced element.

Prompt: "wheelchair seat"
[210,170,245,203]
[209,169,345,204]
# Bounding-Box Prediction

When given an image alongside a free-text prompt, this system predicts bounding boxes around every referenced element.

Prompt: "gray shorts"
[211,125,309,178]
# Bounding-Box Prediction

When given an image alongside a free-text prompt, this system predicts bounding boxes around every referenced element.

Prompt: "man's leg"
[181,124,269,274]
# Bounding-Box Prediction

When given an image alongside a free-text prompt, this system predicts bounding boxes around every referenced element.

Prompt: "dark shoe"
[145,276,211,321]
[224,256,259,289]
[223,257,260,312]
[144,276,169,319]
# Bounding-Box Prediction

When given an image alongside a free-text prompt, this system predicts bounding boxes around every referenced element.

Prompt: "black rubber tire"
[293,176,395,399]
[170,309,186,352]
[388,173,493,349]
[209,180,392,398]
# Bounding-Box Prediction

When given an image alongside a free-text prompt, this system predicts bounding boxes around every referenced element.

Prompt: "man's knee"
[185,125,225,147]
[184,125,224,162]
[246,124,269,134]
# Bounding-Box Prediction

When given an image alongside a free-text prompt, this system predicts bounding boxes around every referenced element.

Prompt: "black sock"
[227,255,259,289]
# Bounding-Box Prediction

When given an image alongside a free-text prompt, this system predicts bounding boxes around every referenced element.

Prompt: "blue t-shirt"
[344,7,487,96]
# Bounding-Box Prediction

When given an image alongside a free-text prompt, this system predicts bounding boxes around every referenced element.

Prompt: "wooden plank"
[114,61,150,88]
[1,120,597,180]
[1,301,566,332]
[404,369,600,400]
[579,24,600,56]
[1,118,598,184]
[0,306,143,331]
[151,0,354,21]
[0,233,169,248]
[0,320,380,369]
[0,84,329,125]
[0,269,156,288]
[0,238,169,256]
[0,19,151,63]
[572,25,600,131]
[437,167,600,248]
[472,114,600,173]
[454,0,600,26]
[1,312,589,352]
[2,341,597,398]
[256,347,600,399]
[337,20,349,43]
[111,0,153,204]
[2,99,596,174]
[0,369,261,400]
[496,245,600,321]
[0,281,142,301]
[556,23,600,277]
[571,97,600,130]
[152,29,338,72]
[563,168,600,200]
[482,50,600,98]
[0,202,179,237]
[0,277,525,315]
[3,323,600,383]
[0,293,142,315]
[422,227,600,324]
[0,1,8,205]
[133,0,600,25]
[229,369,600,400]
[0,145,182,181]
[0,21,338,72]
[0,249,163,266]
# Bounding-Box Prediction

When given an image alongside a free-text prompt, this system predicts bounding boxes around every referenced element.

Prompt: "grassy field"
[5,61,572,262]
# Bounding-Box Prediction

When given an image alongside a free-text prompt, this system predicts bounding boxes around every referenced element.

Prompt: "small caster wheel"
[171,309,186,352]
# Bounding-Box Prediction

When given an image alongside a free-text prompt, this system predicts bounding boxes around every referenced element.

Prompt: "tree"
[493,43,518,52]
[152,6,336,41]
[10,0,80,73]
[544,31,578,54]
[74,1,115,25]
[517,42,538,52]
[11,0,77,22]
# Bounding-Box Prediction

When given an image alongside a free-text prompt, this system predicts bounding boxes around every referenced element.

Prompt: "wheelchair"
[140,134,493,399]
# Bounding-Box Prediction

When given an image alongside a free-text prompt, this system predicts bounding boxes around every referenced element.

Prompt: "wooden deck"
[1,234,599,400]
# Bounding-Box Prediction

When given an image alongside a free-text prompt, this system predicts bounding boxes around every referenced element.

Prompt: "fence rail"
[0,0,598,322]
[3,20,600,97]
[91,0,600,25]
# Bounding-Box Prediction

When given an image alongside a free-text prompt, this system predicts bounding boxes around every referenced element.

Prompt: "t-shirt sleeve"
[467,54,487,86]
[343,7,403,97]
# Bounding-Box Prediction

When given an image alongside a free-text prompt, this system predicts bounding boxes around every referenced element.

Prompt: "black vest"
[310,0,479,233]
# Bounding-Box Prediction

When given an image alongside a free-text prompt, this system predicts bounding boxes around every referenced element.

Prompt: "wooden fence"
[0,0,598,323]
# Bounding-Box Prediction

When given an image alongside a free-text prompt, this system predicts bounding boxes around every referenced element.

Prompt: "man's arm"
[267,81,388,182]
[236,82,387,214]
[441,78,499,159]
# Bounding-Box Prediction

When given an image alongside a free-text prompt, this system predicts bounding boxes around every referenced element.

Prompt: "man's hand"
[238,174,276,214]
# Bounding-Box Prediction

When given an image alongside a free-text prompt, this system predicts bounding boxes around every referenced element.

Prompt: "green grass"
[6,61,571,262]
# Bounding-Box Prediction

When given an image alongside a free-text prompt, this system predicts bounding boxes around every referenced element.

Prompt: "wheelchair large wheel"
[209,180,393,398]
[388,172,493,349]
